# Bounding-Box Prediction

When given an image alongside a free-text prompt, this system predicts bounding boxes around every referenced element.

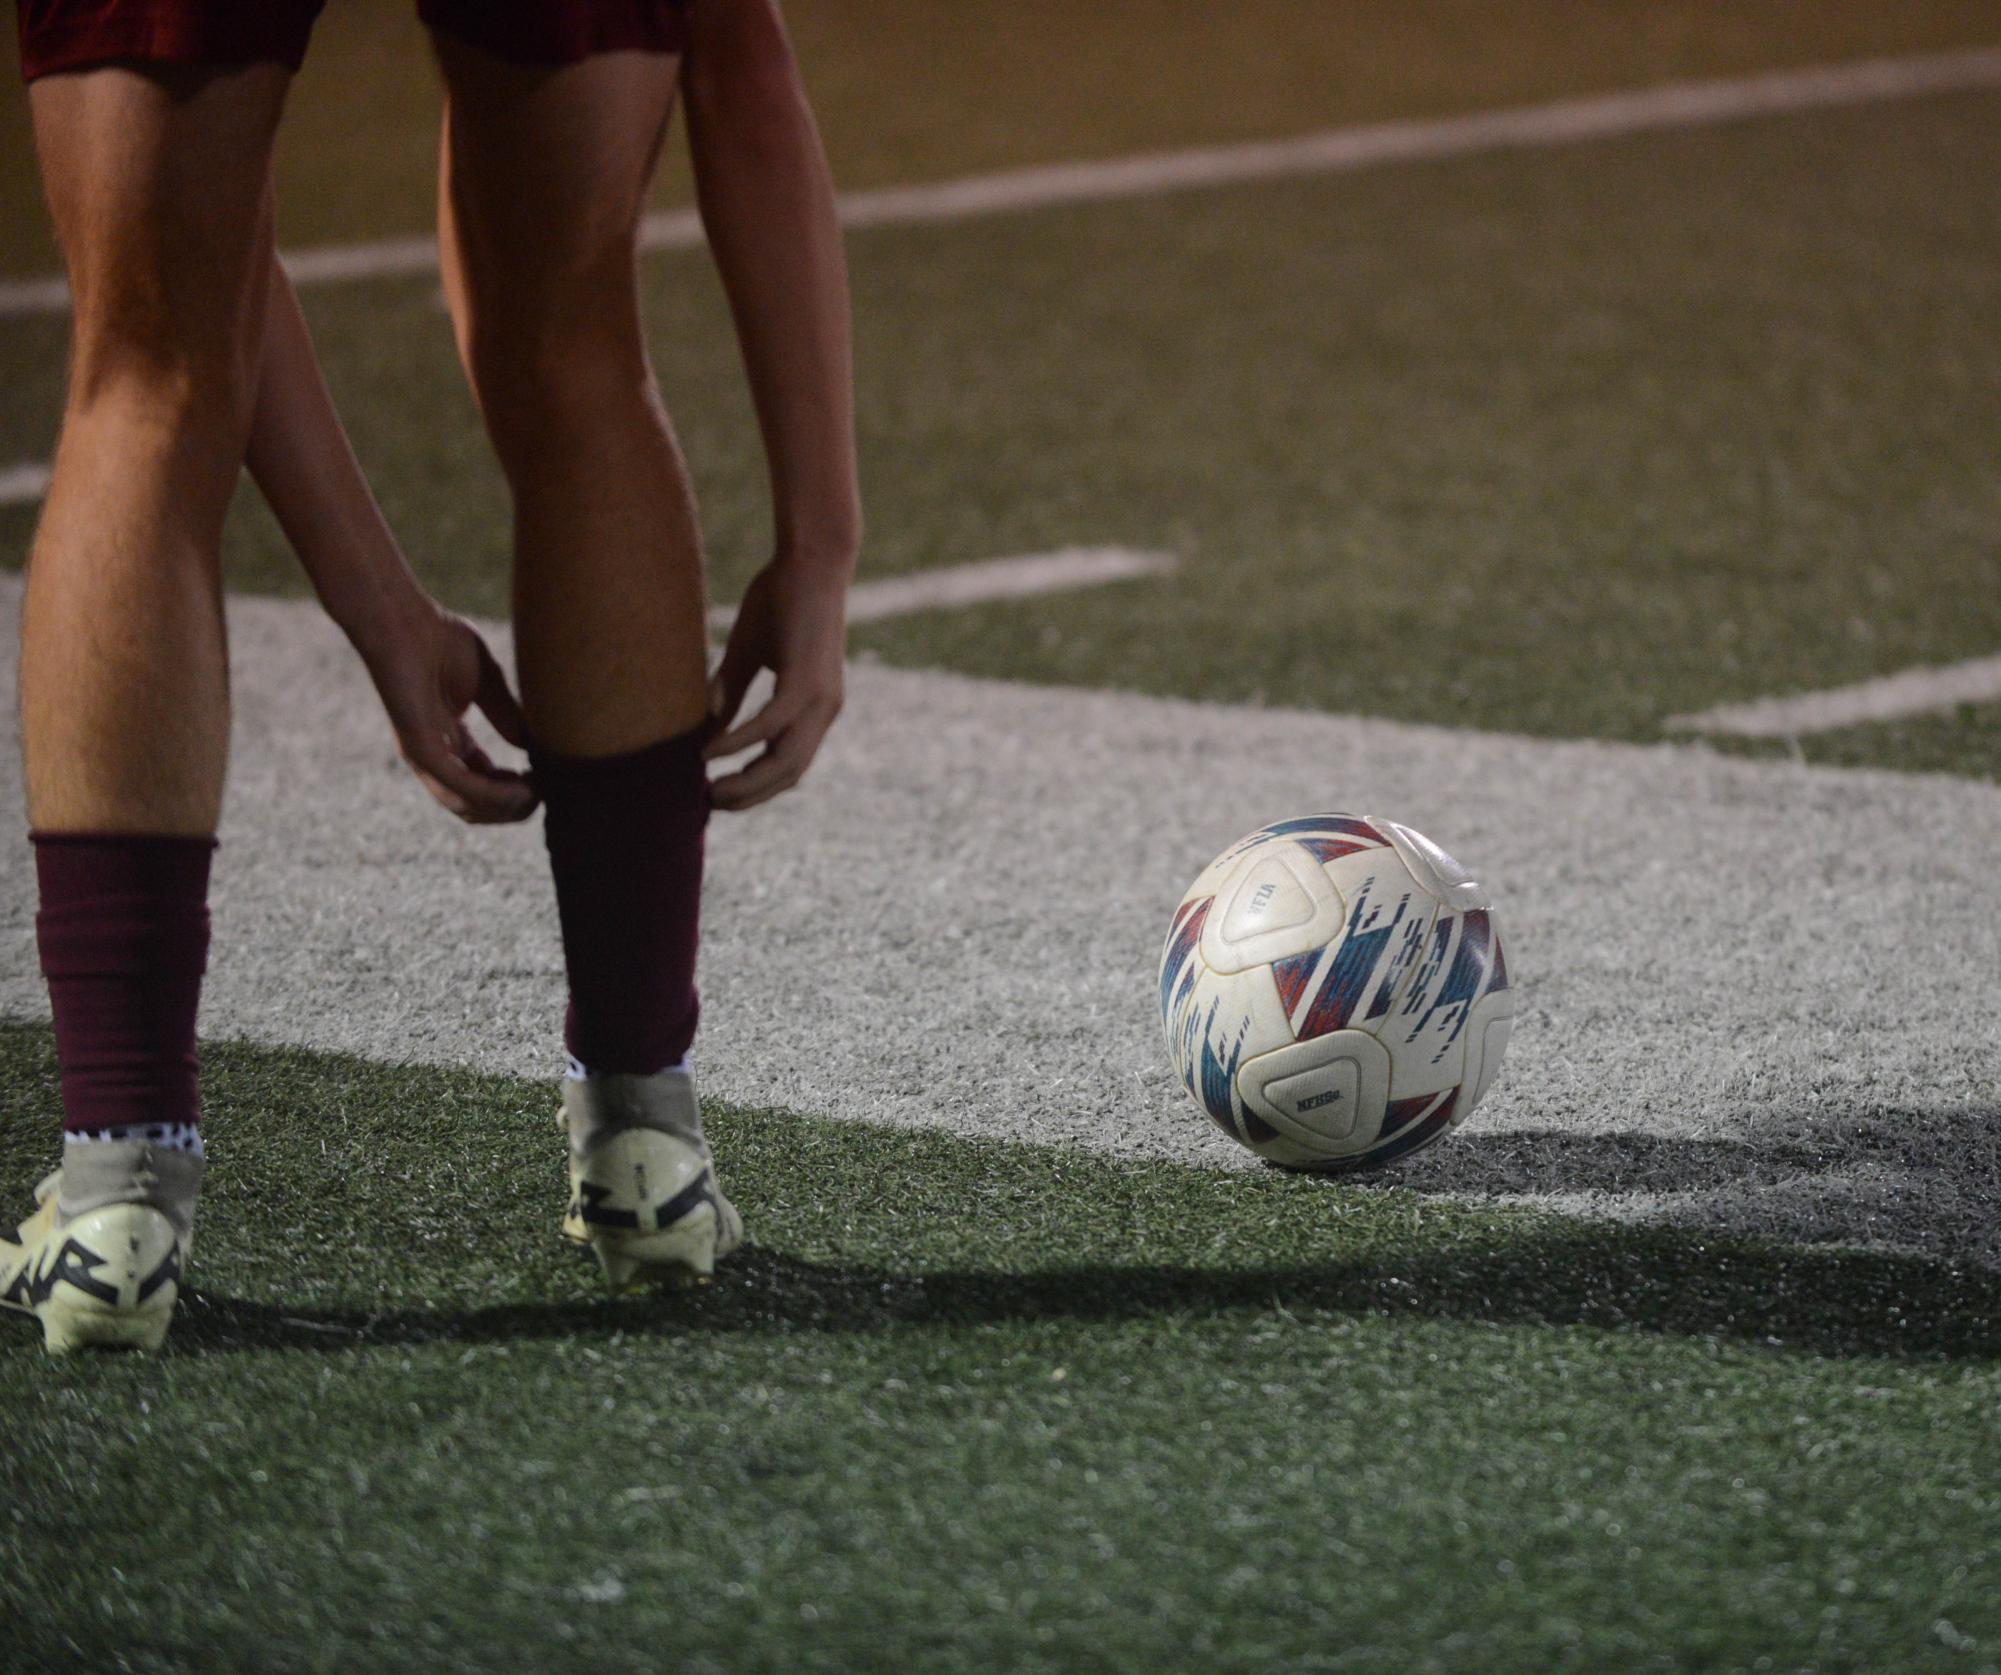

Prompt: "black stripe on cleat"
[25,1238,120,1308]
[577,1182,641,1230]
[651,1171,716,1234]
[136,1246,183,1303]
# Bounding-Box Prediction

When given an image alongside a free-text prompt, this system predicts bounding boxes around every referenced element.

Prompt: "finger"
[706,634,763,733]
[707,685,814,761]
[454,724,499,777]
[409,734,539,824]
[466,765,539,821]
[433,773,535,824]
[410,767,477,823]
[454,772,539,823]
[705,707,783,763]
[709,747,807,811]
[473,640,530,749]
[450,720,537,800]
[708,707,835,810]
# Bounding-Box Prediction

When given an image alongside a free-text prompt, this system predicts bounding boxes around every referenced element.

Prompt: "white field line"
[706,546,1174,633]
[0,462,51,506]
[0,450,1167,620]
[0,276,68,316]
[1666,653,2001,737]
[2,570,1998,1263]
[3,45,1998,319]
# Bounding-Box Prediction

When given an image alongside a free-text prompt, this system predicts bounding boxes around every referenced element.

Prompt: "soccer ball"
[1159,814,1514,1171]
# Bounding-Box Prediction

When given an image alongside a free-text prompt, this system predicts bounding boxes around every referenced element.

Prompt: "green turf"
[2,1024,1996,1674]
[8,0,2001,278]
[1796,701,2001,781]
[1699,702,2001,782]
[8,87,2001,770]
[12,82,1997,761]
[4,24,2000,785]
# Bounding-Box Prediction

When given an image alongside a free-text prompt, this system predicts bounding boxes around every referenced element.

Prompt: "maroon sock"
[531,727,709,1076]
[33,833,214,1136]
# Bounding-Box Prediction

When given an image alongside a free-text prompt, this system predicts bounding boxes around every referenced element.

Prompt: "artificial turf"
[8,0,2001,280]
[5,12,1998,1668]
[5,77,1999,780]
[1703,705,2001,783]
[1795,701,2001,780]
[2,1024,1996,1674]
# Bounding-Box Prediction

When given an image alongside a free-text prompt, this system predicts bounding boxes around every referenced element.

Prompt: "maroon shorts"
[18,0,690,82]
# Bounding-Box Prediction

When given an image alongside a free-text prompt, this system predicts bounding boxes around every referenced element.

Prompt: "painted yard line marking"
[0,276,68,316]
[816,45,2001,230]
[4,569,1998,1264]
[1666,653,2001,737]
[4,45,1998,318]
[0,462,51,506]
[705,546,1174,632]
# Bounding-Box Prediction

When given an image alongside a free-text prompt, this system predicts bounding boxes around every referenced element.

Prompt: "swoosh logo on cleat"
[136,1246,183,1303]
[652,1171,716,1234]
[577,1182,641,1230]
[1,1249,32,1312]
[16,1237,120,1308]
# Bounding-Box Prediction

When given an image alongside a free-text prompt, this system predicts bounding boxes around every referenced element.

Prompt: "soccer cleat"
[0,1141,202,1355]
[560,1067,742,1292]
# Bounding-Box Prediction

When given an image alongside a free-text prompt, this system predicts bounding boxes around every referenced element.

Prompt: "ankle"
[562,1063,705,1152]
[66,1120,204,1158]
[56,1135,204,1247]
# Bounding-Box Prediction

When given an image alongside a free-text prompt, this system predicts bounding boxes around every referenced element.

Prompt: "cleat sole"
[591,1202,724,1293]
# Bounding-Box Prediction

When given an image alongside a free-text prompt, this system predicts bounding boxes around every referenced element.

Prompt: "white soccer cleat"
[559,1067,742,1292]
[0,1142,202,1356]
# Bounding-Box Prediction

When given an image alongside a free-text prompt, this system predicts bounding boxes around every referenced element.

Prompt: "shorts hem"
[417,0,687,66]
[20,11,316,81]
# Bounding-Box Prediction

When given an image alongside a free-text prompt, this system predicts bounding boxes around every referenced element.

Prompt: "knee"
[456,252,652,459]
[67,283,260,441]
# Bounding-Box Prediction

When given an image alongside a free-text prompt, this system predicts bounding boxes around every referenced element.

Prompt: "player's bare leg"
[433,35,735,1288]
[430,5,860,1290]
[4,63,289,1351]
[434,38,707,755]
[21,64,287,833]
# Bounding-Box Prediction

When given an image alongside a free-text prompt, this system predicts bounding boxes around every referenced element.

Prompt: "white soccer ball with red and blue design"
[1159,814,1514,1171]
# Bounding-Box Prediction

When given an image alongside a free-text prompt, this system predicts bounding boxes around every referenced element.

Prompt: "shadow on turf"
[1361,1112,2001,1271]
[165,1221,2001,1364]
[1379,1129,1837,1196]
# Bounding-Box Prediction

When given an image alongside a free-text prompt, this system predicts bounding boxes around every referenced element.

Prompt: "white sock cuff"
[565,1055,690,1081]
[65,1121,206,1158]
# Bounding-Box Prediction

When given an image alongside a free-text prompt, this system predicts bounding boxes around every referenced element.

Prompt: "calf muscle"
[435,35,708,757]
[20,63,288,834]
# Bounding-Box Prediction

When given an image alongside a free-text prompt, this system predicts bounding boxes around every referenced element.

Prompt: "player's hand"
[705,557,850,811]
[362,601,538,825]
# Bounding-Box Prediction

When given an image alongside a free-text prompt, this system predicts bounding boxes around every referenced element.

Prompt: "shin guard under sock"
[32,833,214,1136]
[531,727,708,1076]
